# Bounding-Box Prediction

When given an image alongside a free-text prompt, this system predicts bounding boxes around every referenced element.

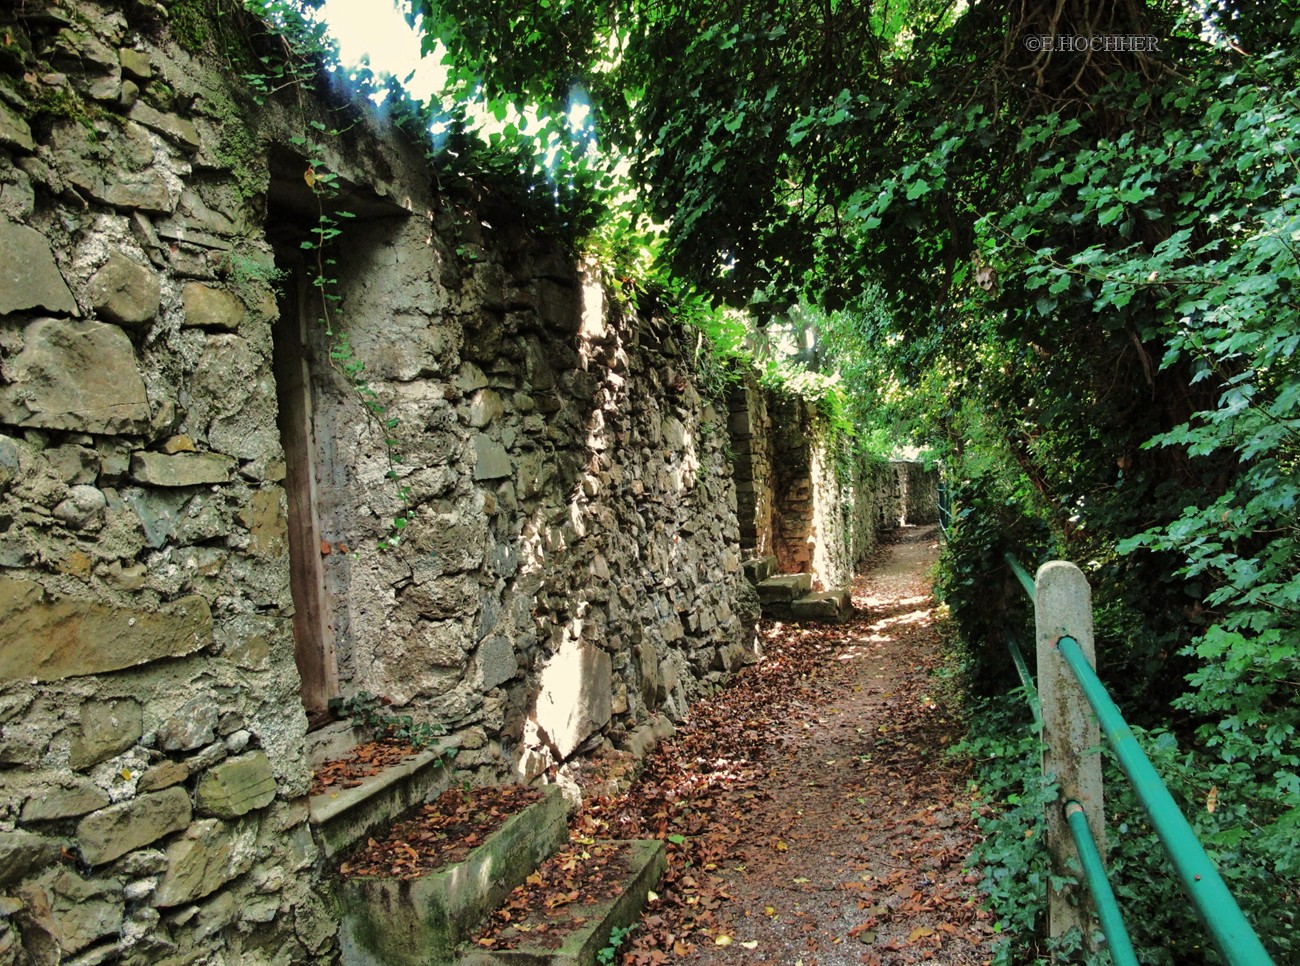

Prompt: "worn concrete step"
[756,571,812,602]
[310,741,457,859]
[338,785,570,966]
[790,587,852,623]
[741,555,778,585]
[759,585,854,623]
[307,718,368,769]
[457,838,667,966]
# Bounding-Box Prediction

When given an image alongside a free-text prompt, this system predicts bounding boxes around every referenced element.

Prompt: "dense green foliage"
[253,0,1300,959]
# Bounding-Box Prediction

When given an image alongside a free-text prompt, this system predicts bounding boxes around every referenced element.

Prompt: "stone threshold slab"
[457,838,666,966]
[756,572,813,602]
[338,785,570,966]
[309,742,455,859]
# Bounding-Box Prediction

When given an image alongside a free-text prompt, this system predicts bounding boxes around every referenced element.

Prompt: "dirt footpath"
[584,525,994,966]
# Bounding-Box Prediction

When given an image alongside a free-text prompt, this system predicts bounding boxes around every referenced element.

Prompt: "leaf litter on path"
[577,526,992,964]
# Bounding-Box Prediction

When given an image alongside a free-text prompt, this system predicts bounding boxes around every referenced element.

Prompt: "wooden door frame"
[271,263,338,715]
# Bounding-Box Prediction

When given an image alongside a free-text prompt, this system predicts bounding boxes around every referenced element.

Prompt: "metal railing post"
[1057,637,1277,966]
[1035,561,1105,947]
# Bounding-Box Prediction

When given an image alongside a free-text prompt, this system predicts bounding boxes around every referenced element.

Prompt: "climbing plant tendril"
[240,0,416,548]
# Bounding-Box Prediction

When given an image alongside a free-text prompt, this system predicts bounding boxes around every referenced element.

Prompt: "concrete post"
[1035,561,1104,946]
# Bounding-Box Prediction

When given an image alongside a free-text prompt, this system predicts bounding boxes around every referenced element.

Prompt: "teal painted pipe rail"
[1004,630,1042,728]
[1004,552,1037,602]
[1064,800,1139,966]
[1056,635,1277,966]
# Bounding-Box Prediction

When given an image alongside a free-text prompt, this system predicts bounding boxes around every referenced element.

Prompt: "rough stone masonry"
[0,2,932,963]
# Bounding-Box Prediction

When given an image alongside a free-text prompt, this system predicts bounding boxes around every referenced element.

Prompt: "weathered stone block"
[401,574,476,621]
[0,101,35,153]
[124,488,188,548]
[76,787,192,866]
[0,219,76,315]
[0,318,149,435]
[472,434,511,481]
[160,434,197,454]
[534,638,612,760]
[236,487,287,558]
[130,451,235,487]
[127,102,200,152]
[789,588,852,622]
[195,751,277,819]
[523,337,555,390]
[87,252,160,327]
[99,175,176,214]
[756,572,813,603]
[468,388,504,428]
[119,47,152,81]
[21,778,111,822]
[52,484,107,531]
[536,278,581,332]
[44,443,99,484]
[0,435,20,493]
[32,867,124,954]
[742,555,778,584]
[454,362,489,392]
[157,696,219,752]
[153,818,258,907]
[0,830,62,887]
[515,449,551,499]
[137,760,190,793]
[472,635,519,692]
[0,578,212,682]
[182,282,245,330]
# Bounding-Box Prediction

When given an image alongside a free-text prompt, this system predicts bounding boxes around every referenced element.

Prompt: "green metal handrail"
[1064,799,1138,966]
[1057,635,1277,966]
[1004,552,1037,602]
[999,553,1275,964]
[1005,630,1042,728]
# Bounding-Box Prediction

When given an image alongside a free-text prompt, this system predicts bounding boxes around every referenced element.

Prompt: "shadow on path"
[581,525,994,965]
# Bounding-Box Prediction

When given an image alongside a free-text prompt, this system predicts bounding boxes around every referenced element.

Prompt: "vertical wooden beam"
[1035,561,1104,947]
[272,270,337,714]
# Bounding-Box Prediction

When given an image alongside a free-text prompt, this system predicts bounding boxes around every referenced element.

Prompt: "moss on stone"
[28,83,102,138]
[203,88,268,198]
[167,0,212,54]
[167,0,260,75]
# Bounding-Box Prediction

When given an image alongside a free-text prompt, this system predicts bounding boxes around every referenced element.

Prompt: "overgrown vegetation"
[247,0,1298,959]
[329,690,450,750]
[232,0,418,548]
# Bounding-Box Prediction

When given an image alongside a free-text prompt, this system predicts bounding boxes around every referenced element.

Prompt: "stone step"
[309,741,457,860]
[755,571,812,602]
[307,718,368,770]
[760,585,854,623]
[338,785,570,965]
[457,838,667,966]
[790,587,853,623]
[741,554,778,585]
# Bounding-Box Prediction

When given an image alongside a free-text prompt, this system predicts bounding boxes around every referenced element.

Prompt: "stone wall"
[729,388,938,592]
[896,459,939,525]
[768,393,816,576]
[726,378,774,558]
[0,3,754,962]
